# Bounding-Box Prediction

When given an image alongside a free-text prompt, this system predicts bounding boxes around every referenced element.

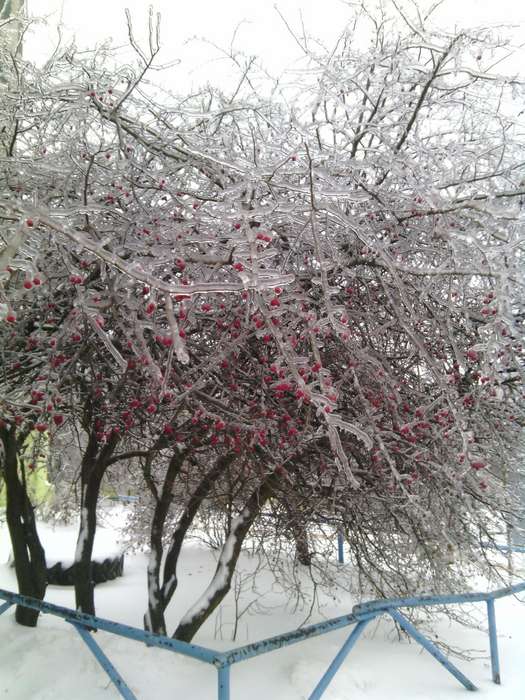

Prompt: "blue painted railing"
[1,581,524,699]
[482,541,525,554]
[107,495,139,504]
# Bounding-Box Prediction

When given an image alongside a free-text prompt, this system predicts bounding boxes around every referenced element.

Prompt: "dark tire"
[45,553,124,586]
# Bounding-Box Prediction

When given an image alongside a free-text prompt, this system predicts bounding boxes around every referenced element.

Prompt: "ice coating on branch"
[89,316,127,372]
[326,415,373,451]
[328,425,360,488]
[0,226,26,272]
[165,295,189,365]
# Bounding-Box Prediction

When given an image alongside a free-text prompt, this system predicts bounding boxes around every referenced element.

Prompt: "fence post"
[0,601,13,616]
[486,599,501,684]
[337,530,344,564]
[308,619,370,700]
[69,621,138,700]
[218,665,230,700]
[389,609,476,691]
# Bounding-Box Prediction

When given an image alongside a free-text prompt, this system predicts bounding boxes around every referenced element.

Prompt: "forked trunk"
[1,427,47,626]
[174,473,277,642]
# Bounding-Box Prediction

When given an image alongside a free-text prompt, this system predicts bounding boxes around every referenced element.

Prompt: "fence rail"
[1,581,524,699]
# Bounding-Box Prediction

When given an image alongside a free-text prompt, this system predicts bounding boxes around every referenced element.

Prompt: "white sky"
[25,0,525,91]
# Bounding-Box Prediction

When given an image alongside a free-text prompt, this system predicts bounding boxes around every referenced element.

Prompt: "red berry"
[6,313,16,323]
[26,219,34,227]
[53,414,64,426]
[23,280,33,289]
[270,297,280,307]
[233,262,244,272]
[146,403,157,414]
[35,423,48,433]
[33,277,41,285]
[146,302,156,315]
[274,382,292,392]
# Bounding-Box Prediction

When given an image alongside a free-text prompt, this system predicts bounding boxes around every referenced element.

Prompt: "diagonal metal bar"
[217,665,230,700]
[0,601,13,616]
[308,619,371,700]
[389,609,476,691]
[68,621,138,700]
[486,599,500,684]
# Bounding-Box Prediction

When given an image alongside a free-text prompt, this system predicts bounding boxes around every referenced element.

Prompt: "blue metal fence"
[1,580,524,699]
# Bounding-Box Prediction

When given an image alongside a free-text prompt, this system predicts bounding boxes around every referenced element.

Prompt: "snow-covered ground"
[1,509,524,700]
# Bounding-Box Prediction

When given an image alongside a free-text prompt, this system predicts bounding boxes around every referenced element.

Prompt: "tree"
[1,2,523,639]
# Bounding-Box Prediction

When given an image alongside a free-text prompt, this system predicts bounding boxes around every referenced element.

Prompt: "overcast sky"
[25,0,525,91]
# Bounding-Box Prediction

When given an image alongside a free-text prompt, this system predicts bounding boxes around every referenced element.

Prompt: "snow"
[3,513,124,569]
[74,507,90,565]
[1,510,524,700]
[147,549,160,610]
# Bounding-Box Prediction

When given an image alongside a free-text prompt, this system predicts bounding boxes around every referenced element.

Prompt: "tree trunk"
[74,474,102,616]
[143,450,186,635]
[144,452,232,634]
[292,520,312,566]
[1,426,47,626]
[161,455,233,603]
[173,473,277,643]
[73,432,118,616]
